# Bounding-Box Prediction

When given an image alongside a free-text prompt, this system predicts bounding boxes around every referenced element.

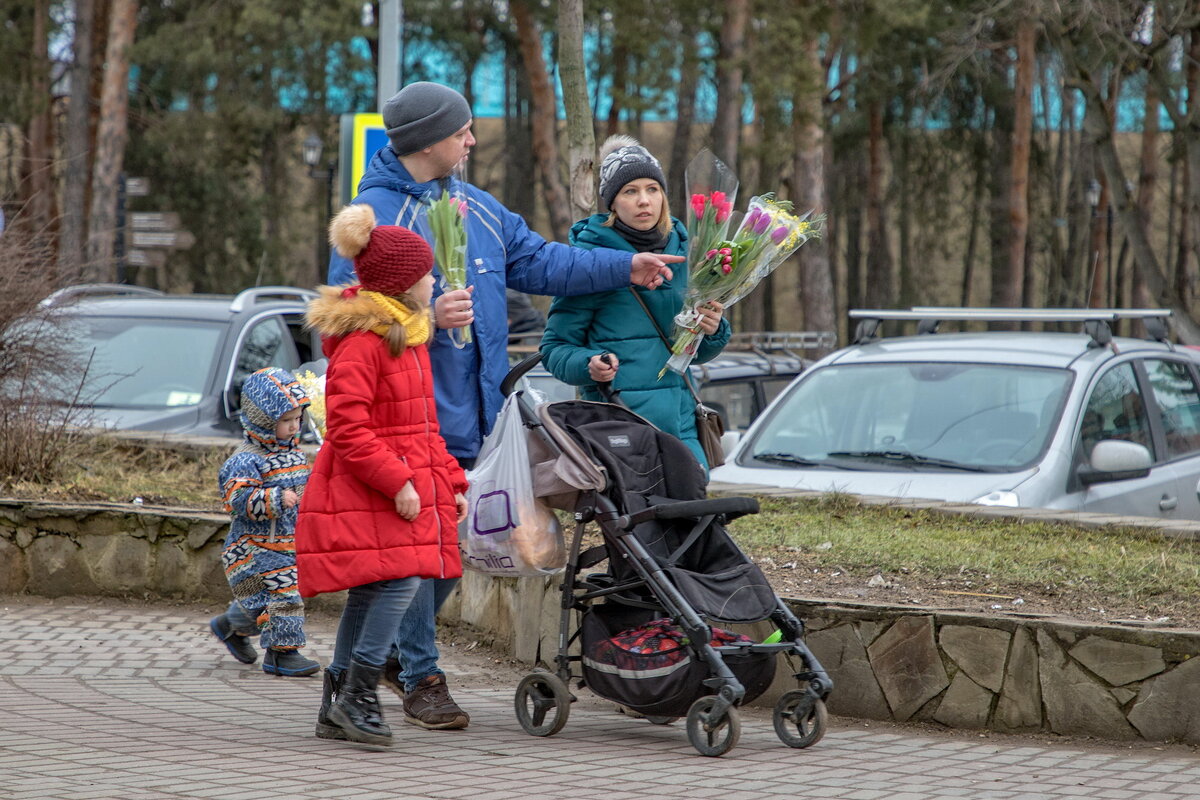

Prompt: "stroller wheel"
[514,671,571,737]
[685,696,741,757]
[645,715,678,725]
[773,690,828,749]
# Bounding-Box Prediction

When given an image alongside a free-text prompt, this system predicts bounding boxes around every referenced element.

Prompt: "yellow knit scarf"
[361,290,431,345]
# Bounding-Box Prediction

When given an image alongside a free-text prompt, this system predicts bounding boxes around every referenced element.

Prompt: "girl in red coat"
[297,204,468,747]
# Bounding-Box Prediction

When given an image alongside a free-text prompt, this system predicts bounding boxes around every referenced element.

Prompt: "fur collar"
[305,285,393,337]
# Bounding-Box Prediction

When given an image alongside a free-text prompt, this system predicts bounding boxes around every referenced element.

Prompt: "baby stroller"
[502,355,832,757]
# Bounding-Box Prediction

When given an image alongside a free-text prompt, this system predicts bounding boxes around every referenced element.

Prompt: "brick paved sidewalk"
[1,595,1198,800]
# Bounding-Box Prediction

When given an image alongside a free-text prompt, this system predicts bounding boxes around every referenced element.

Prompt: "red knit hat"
[328,204,433,295]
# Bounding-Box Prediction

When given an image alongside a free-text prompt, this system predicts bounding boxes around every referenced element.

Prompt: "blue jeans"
[392,577,459,691]
[330,577,421,673]
[224,599,257,636]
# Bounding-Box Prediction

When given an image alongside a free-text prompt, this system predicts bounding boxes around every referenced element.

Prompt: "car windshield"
[745,361,1073,472]
[62,315,224,409]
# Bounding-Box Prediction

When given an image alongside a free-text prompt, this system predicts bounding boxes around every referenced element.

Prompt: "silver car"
[712,308,1200,519]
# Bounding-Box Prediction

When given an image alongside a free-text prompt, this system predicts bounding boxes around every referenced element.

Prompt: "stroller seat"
[548,401,777,624]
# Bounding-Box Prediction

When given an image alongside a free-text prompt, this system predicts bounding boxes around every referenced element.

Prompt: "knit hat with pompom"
[327,204,433,296]
[598,134,666,211]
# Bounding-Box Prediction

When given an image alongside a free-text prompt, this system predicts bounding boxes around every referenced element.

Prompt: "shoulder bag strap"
[627,288,704,405]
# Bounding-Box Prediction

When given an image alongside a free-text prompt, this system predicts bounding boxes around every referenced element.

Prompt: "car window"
[283,312,318,365]
[232,316,299,392]
[699,379,756,431]
[1080,363,1152,459]
[762,377,794,407]
[1142,358,1200,459]
[50,316,225,409]
[746,362,1072,471]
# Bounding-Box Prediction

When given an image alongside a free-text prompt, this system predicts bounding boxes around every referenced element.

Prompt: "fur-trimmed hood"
[305,285,392,342]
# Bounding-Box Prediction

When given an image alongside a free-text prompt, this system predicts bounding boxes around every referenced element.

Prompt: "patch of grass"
[728,495,1200,605]
[3,435,228,509]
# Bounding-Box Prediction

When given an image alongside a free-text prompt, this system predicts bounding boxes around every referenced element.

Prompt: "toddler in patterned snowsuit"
[209,367,320,677]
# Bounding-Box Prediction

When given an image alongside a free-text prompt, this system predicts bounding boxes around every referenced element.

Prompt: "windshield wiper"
[752,452,824,467]
[751,452,863,470]
[825,450,990,472]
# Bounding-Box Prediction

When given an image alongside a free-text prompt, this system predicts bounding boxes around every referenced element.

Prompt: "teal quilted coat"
[540,214,731,470]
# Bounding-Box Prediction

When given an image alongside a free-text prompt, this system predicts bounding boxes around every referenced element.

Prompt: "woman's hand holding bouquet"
[661,194,824,377]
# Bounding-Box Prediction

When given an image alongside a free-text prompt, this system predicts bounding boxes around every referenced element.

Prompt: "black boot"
[328,659,392,746]
[315,669,347,740]
[209,614,257,664]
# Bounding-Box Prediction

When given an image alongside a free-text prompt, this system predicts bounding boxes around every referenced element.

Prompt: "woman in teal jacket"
[540,135,731,470]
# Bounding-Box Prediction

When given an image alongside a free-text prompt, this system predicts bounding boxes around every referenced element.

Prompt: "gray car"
[35,283,322,438]
[712,308,1200,519]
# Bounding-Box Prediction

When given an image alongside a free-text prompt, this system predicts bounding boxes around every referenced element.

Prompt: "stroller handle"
[501,352,544,397]
[617,496,760,530]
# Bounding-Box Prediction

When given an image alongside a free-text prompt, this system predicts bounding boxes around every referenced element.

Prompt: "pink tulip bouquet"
[661,194,824,377]
[682,149,739,282]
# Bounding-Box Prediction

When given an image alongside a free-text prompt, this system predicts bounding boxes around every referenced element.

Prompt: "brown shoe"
[380,657,405,701]
[402,674,469,730]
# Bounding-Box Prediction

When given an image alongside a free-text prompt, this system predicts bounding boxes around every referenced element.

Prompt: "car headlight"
[973,490,1020,507]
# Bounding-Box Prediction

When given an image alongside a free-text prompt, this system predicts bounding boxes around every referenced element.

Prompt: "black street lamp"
[302,133,337,278]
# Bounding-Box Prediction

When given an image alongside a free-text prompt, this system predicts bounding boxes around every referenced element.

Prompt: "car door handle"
[1160,495,1178,511]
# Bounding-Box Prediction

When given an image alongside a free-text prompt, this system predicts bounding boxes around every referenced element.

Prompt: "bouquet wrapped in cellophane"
[682,149,739,282]
[413,170,471,347]
[660,194,824,377]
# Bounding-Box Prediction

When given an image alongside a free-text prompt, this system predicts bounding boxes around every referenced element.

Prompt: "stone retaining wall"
[0,499,346,612]
[792,599,1200,743]
[2,497,1197,744]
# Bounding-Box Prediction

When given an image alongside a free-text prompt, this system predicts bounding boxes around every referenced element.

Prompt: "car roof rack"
[38,283,164,308]
[726,331,836,356]
[850,307,1173,348]
[229,286,319,312]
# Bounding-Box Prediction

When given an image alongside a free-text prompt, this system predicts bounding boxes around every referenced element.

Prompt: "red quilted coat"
[295,287,467,597]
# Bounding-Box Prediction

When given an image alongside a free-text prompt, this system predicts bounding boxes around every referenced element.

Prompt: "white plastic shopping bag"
[460,394,565,577]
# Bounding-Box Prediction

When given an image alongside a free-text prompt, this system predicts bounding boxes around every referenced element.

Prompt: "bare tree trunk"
[843,155,866,312]
[794,38,836,341]
[667,20,699,213]
[511,0,571,240]
[711,0,748,173]
[558,0,595,220]
[1045,64,1072,308]
[86,0,138,281]
[1177,30,1200,309]
[864,99,893,310]
[1005,18,1036,309]
[502,44,535,219]
[961,139,988,306]
[1081,72,1200,342]
[1087,71,1120,309]
[605,41,626,139]
[17,0,57,248]
[58,0,95,280]
[1135,76,1159,309]
[897,128,915,307]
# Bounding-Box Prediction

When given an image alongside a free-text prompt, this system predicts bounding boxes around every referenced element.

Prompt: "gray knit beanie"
[598,134,667,211]
[382,82,472,156]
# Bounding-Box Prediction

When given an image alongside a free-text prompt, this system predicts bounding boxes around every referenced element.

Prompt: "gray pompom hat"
[382,82,472,156]
[597,134,667,211]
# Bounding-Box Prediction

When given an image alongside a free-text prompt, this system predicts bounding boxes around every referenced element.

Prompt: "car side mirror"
[1078,439,1153,485]
[719,430,741,457]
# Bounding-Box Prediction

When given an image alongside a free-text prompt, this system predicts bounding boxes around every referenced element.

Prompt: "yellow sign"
[338,113,389,206]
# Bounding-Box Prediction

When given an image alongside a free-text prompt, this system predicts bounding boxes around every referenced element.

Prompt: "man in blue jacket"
[327,81,682,731]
